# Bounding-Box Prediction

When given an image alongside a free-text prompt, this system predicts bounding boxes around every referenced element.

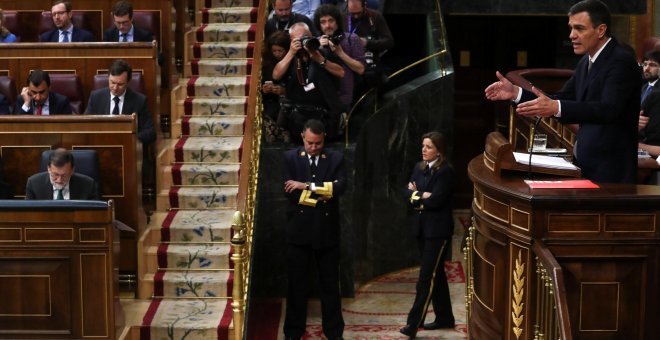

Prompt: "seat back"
[2,10,19,41]
[39,150,102,196]
[133,10,160,44]
[93,72,146,94]
[0,76,16,113]
[49,73,84,113]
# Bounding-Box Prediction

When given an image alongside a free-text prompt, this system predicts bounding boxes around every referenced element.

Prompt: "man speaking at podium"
[25,149,99,200]
[484,0,640,184]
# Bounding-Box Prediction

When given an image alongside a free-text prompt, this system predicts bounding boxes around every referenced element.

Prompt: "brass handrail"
[532,241,573,340]
[344,48,449,146]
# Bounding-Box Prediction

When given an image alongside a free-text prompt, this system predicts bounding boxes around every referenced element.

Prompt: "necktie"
[587,59,593,74]
[35,104,42,115]
[61,31,69,42]
[642,85,653,104]
[112,96,120,115]
[56,189,63,200]
[310,155,317,178]
[120,33,128,42]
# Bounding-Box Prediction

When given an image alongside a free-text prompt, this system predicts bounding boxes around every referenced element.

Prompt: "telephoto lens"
[300,35,320,51]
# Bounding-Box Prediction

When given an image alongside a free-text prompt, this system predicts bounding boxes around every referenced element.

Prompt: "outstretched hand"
[515,86,559,118]
[485,71,518,101]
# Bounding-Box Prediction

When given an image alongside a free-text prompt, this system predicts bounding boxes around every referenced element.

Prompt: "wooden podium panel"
[467,155,660,339]
[0,115,143,272]
[0,200,120,339]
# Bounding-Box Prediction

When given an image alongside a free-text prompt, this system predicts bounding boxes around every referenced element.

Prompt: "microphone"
[527,116,543,179]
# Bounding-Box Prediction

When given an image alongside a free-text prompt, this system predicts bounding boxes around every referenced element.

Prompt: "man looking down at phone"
[314,4,365,109]
[273,22,345,142]
[14,70,72,115]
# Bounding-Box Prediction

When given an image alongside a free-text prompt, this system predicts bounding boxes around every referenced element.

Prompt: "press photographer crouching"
[273,22,345,143]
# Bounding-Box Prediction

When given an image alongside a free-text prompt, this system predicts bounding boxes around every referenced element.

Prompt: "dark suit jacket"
[403,161,454,239]
[283,146,346,249]
[25,172,99,200]
[0,94,9,114]
[639,84,660,145]
[14,92,73,115]
[103,25,153,42]
[521,38,640,184]
[39,27,94,42]
[84,87,156,144]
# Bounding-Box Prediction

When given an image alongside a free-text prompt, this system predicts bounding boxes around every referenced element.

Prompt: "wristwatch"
[319,57,327,67]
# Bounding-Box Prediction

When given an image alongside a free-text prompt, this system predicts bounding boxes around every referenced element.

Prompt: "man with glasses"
[25,148,99,200]
[39,1,94,42]
[103,0,153,43]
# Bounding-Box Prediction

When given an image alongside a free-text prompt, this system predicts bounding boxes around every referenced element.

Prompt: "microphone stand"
[527,116,543,179]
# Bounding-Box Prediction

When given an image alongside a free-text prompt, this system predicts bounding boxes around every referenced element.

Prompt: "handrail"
[532,241,573,340]
[344,49,449,146]
[231,0,267,339]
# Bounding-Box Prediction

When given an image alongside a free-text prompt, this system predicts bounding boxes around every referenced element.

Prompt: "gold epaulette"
[315,182,334,198]
[298,189,317,207]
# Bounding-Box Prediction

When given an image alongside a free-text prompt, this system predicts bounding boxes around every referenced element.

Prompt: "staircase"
[137,0,262,338]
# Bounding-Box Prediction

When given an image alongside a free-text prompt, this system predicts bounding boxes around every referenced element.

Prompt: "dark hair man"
[25,148,99,200]
[104,0,154,42]
[485,0,640,184]
[40,1,94,42]
[265,0,317,40]
[343,0,393,66]
[314,4,365,108]
[638,50,660,158]
[282,119,347,340]
[85,59,156,144]
[14,70,72,115]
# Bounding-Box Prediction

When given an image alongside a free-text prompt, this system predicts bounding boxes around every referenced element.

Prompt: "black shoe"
[423,320,455,329]
[399,325,417,338]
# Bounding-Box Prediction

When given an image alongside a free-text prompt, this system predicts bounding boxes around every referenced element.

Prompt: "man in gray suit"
[84,59,156,144]
[25,149,99,200]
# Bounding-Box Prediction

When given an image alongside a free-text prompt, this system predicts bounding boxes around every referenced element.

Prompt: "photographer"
[273,22,345,142]
[314,4,365,108]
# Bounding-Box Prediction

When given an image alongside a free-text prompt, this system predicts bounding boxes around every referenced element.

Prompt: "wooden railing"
[230,0,267,339]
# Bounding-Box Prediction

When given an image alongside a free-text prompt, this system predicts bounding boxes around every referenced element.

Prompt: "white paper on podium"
[513,152,579,170]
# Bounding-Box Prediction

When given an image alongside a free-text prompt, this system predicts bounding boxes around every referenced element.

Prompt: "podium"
[466,137,660,339]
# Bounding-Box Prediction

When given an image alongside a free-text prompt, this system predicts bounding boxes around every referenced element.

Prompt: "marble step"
[196,0,258,10]
[197,7,257,24]
[186,76,250,97]
[186,59,253,77]
[164,186,239,210]
[171,136,243,163]
[140,299,233,339]
[194,23,256,43]
[161,163,240,189]
[152,270,233,298]
[190,41,255,59]
[174,115,245,137]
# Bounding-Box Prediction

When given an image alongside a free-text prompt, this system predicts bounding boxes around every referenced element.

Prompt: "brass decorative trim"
[80,253,109,338]
[0,228,22,242]
[473,187,483,210]
[473,243,496,312]
[579,282,620,332]
[547,213,600,233]
[482,193,510,224]
[0,275,51,316]
[79,228,107,243]
[25,228,74,242]
[511,250,525,338]
[510,207,530,231]
[603,213,656,233]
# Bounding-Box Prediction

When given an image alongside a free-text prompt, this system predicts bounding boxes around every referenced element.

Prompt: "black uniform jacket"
[403,161,454,239]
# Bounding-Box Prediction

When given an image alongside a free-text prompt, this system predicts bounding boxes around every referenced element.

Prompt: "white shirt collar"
[52,183,70,200]
[427,159,438,168]
[649,79,658,87]
[589,37,612,63]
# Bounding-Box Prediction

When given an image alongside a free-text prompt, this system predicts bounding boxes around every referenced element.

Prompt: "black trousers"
[284,243,344,338]
[405,237,455,328]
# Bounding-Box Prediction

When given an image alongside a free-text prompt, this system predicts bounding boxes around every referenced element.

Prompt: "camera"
[300,35,320,52]
[328,33,344,45]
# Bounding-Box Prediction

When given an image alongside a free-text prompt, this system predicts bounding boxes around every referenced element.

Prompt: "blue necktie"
[112,96,120,115]
[56,189,63,200]
[642,85,653,104]
[61,31,69,42]
[121,33,128,42]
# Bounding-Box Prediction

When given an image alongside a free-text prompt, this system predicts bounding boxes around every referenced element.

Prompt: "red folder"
[524,179,599,189]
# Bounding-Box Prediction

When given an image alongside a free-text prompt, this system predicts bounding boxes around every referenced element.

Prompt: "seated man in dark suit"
[39,1,94,42]
[85,59,156,144]
[0,94,8,114]
[104,0,153,42]
[25,148,99,200]
[14,70,72,115]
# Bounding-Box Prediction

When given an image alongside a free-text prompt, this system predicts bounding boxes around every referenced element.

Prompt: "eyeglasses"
[49,171,71,180]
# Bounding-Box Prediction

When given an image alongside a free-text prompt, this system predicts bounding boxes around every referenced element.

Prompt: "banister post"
[231,211,246,340]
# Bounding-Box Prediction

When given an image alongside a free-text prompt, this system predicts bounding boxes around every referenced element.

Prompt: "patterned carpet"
[249,212,471,340]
